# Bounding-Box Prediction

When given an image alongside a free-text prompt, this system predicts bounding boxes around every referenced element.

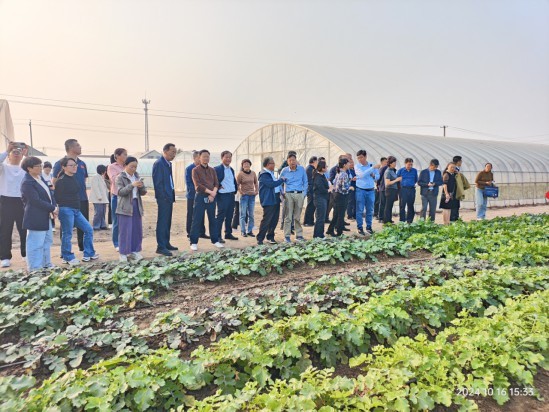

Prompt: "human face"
[429,164,438,171]
[356,154,366,165]
[29,163,42,178]
[200,152,210,166]
[447,164,456,173]
[288,157,297,168]
[63,160,78,176]
[8,149,23,165]
[266,159,275,171]
[405,161,413,171]
[222,153,232,166]
[68,142,82,156]
[381,159,388,167]
[242,162,251,172]
[43,166,52,175]
[312,160,318,168]
[485,163,492,172]
[389,161,397,168]
[164,146,177,161]
[125,161,138,175]
[193,154,200,165]
[116,151,128,164]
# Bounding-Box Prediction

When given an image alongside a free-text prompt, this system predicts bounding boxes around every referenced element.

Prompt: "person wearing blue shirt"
[185,151,207,239]
[214,151,239,242]
[152,143,178,256]
[52,139,89,252]
[418,159,443,221]
[396,158,419,223]
[279,154,308,242]
[354,150,381,235]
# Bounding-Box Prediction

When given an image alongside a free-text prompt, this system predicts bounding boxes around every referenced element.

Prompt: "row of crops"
[0,213,548,411]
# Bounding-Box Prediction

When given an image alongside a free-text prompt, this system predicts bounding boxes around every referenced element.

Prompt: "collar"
[200,164,209,169]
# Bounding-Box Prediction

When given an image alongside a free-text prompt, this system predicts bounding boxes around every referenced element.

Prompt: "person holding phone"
[0,142,28,268]
[440,162,458,225]
[115,157,147,262]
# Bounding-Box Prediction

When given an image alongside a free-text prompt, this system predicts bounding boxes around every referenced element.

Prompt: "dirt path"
[3,202,547,272]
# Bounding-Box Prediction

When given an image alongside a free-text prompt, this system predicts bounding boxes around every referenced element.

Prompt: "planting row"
[2,265,546,411]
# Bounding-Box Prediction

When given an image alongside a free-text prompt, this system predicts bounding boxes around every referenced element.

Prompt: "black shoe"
[303,223,314,227]
[247,232,255,237]
[267,239,277,244]
[186,234,190,238]
[257,241,264,245]
[342,227,350,232]
[225,234,239,241]
[366,228,374,235]
[358,230,366,236]
[200,234,210,239]
[167,245,178,251]
[218,238,226,244]
[291,230,295,235]
[232,226,238,230]
[326,231,335,237]
[242,233,248,237]
[156,248,173,257]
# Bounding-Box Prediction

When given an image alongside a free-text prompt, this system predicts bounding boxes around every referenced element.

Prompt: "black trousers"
[0,196,26,260]
[326,192,335,221]
[107,193,112,225]
[374,189,380,217]
[450,200,460,221]
[257,202,280,242]
[327,193,348,235]
[313,195,328,238]
[303,190,315,225]
[186,197,206,236]
[156,198,174,250]
[378,191,387,221]
[232,201,239,229]
[384,190,399,224]
[399,187,416,223]
[215,193,235,237]
[346,189,356,219]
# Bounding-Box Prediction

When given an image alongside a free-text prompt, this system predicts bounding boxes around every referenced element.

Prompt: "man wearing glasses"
[256,157,286,245]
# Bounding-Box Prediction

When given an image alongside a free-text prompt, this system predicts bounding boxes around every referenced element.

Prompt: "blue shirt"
[53,157,88,201]
[355,162,379,190]
[280,165,308,196]
[219,165,236,194]
[396,167,418,188]
[428,170,435,190]
[185,163,197,199]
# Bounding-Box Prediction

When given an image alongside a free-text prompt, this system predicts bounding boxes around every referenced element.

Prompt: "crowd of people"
[0,139,497,272]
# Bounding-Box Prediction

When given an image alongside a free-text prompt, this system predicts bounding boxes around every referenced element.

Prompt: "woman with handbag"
[475,163,494,220]
[440,162,458,225]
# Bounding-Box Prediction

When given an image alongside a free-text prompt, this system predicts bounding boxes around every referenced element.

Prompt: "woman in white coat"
[89,165,109,230]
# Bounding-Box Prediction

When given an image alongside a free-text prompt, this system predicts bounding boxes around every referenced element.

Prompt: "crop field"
[0,214,548,411]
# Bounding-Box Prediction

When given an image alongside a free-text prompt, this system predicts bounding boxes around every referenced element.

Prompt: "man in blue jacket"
[214,151,238,242]
[256,156,286,245]
[418,159,443,221]
[152,143,178,256]
[185,151,207,239]
[396,158,419,224]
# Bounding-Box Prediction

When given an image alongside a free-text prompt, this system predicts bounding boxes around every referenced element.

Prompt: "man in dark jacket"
[214,151,238,242]
[257,157,285,245]
[303,156,318,226]
[152,143,177,256]
[418,159,443,221]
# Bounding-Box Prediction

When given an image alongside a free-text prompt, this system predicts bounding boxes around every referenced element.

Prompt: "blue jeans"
[26,222,53,271]
[476,188,488,219]
[58,207,95,261]
[355,188,375,230]
[239,195,256,234]
[111,195,119,247]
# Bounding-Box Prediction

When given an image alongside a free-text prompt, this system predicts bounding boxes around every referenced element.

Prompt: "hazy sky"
[1,0,548,157]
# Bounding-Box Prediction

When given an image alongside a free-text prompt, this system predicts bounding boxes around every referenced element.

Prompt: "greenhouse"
[233,123,549,208]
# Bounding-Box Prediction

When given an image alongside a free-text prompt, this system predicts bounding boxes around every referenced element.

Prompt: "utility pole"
[28,120,34,151]
[441,125,448,137]
[142,99,150,152]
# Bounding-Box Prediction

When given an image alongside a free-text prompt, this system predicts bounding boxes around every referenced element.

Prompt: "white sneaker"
[190,244,198,251]
[0,259,10,268]
[213,242,225,248]
[67,259,80,266]
[115,247,119,252]
[52,228,56,233]
[131,252,143,262]
[119,254,128,262]
[82,254,100,262]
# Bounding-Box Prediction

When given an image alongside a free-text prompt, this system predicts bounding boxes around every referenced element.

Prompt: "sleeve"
[434,171,443,187]
[0,152,7,175]
[396,168,402,177]
[302,168,308,196]
[185,165,193,188]
[443,172,449,184]
[355,164,375,179]
[254,172,259,194]
[152,161,166,198]
[52,161,61,180]
[192,167,205,193]
[90,176,103,201]
[418,170,428,187]
[329,167,337,183]
[475,172,483,185]
[259,172,284,188]
[117,175,134,197]
[213,169,220,189]
[22,181,55,212]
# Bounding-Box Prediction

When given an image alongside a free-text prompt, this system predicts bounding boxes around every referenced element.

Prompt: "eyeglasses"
[66,164,78,167]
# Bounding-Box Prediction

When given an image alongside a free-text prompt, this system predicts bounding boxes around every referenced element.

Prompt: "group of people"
[0,138,496,271]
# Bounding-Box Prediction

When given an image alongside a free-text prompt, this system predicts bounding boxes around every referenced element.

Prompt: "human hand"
[374,163,381,169]
[396,177,402,182]
[208,195,215,203]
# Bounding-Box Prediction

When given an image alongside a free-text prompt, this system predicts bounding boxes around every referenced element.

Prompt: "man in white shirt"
[0,142,28,267]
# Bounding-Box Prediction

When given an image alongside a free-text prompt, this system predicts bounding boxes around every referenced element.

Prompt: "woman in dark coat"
[20,157,57,271]
[312,160,330,238]
[440,162,458,225]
